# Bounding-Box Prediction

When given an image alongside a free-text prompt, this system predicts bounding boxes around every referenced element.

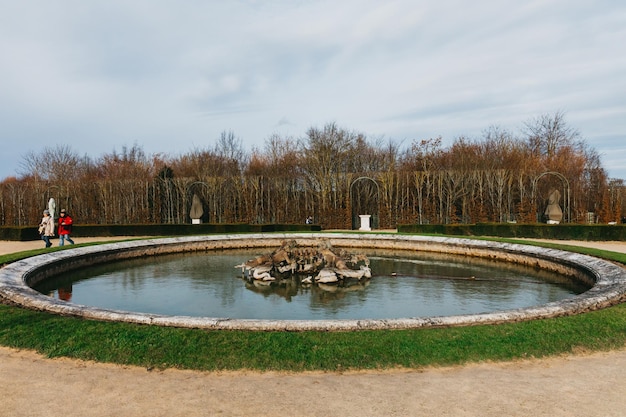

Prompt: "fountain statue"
[235,239,371,284]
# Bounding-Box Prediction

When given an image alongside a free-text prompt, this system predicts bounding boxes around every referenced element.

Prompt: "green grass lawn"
[1,237,626,372]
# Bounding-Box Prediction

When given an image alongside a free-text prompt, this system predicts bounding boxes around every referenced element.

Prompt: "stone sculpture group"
[235,239,371,285]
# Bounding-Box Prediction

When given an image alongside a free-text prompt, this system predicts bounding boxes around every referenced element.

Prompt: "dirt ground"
[2,237,626,417]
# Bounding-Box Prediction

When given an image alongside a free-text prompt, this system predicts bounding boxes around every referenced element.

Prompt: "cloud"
[0,0,625,180]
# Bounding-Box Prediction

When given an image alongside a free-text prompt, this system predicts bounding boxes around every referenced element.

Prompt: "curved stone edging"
[1,233,626,331]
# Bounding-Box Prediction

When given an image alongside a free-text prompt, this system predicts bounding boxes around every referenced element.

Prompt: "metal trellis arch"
[350,176,380,229]
[532,171,571,223]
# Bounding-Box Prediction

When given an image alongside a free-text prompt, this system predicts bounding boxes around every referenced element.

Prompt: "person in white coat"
[38,209,55,248]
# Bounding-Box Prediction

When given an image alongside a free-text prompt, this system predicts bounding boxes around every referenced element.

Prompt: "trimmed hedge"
[4,222,624,241]
[0,223,322,241]
[0,227,32,241]
[397,223,626,241]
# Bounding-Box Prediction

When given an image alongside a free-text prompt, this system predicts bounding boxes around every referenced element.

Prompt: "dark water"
[34,249,588,320]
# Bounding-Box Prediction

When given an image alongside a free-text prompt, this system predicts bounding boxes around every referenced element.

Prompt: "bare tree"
[18,144,86,182]
[215,130,246,176]
[524,111,581,160]
[300,123,358,226]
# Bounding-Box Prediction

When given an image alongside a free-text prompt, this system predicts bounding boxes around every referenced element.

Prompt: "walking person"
[58,209,75,246]
[38,209,55,248]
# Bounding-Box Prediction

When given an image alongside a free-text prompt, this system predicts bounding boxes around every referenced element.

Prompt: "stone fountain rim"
[1,232,625,331]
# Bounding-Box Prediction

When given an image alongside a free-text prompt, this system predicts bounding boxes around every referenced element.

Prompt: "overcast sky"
[1,0,625,180]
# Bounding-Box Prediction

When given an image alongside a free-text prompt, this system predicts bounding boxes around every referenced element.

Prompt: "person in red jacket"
[58,209,75,246]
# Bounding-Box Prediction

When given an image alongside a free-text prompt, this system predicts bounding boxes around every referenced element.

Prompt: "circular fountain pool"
[33,249,588,320]
[1,233,626,331]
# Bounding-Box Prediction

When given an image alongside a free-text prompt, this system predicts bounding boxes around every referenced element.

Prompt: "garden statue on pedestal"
[190,194,204,224]
[545,189,563,224]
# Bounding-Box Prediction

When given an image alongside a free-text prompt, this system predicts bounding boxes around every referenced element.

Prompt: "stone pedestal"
[359,215,371,231]
[192,219,201,225]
